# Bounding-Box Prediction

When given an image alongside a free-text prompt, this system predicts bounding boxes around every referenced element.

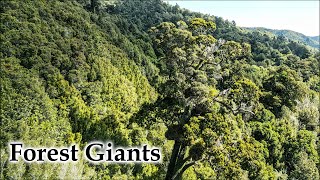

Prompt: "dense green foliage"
[246,27,319,49]
[1,0,319,179]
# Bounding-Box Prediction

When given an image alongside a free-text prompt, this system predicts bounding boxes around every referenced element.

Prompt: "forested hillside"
[246,27,320,49]
[310,36,320,43]
[1,0,319,179]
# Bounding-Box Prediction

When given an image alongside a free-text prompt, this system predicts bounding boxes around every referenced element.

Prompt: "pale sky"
[166,1,319,36]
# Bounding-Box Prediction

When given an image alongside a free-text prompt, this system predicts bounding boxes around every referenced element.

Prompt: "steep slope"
[1,0,319,179]
[1,0,158,179]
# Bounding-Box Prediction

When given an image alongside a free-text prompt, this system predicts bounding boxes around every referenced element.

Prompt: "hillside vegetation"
[1,0,319,179]
[246,27,319,49]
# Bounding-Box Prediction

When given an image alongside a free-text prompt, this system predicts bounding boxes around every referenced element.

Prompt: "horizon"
[166,1,320,37]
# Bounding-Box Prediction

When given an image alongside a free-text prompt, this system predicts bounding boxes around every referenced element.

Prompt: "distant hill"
[309,35,320,42]
[246,27,319,49]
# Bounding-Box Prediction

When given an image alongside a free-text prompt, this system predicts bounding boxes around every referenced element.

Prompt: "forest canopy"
[0,0,319,179]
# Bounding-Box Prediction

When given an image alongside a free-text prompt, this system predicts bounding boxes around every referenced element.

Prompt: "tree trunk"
[165,140,181,180]
[172,161,196,179]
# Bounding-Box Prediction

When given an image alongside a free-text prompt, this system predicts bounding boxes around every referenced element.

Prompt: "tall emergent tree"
[150,18,261,179]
